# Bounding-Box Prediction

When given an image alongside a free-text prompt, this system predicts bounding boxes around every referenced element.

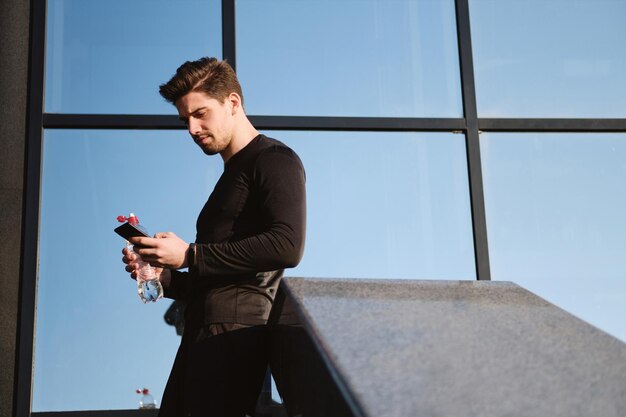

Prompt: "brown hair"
[159,57,243,105]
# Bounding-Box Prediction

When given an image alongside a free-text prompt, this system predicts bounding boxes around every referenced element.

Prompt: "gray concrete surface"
[283,278,626,417]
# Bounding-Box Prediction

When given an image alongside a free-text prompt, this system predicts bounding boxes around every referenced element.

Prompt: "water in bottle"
[133,247,163,303]
[118,213,163,303]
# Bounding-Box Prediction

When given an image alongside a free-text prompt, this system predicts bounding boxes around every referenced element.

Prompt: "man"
[122,57,306,416]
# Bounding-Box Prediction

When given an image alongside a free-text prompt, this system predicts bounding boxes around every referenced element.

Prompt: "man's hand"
[129,232,190,270]
[122,246,172,287]
[122,245,140,279]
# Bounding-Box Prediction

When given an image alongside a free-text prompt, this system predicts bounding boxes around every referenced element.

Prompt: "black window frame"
[16,0,626,415]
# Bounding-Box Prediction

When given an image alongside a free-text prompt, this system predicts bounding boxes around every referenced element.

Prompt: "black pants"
[158,323,269,417]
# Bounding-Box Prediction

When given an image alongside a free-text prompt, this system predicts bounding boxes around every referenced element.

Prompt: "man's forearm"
[194,223,305,277]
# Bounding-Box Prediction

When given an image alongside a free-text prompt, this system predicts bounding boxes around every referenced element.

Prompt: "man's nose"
[188,118,201,136]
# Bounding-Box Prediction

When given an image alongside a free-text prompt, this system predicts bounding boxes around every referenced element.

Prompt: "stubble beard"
[197,133,230,156]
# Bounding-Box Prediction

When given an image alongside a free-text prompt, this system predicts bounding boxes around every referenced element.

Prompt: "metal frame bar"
[251,116,465,131]
[42,113,466,131]
[455,0,491,280]
[42,114,626,133]
[16,1,46,416]
[479,118,626,132]
[32,411,157,417]
[42,114,184,130]
[221,0,236,68]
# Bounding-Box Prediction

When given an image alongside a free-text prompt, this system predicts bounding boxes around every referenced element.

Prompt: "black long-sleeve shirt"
[166,134,306,326]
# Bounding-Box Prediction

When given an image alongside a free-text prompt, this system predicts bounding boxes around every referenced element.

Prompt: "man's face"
[175,91,235,156]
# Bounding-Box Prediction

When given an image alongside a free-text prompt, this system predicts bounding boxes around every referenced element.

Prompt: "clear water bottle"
[129,243,163,303]
[121,213,163,303]
[136,387,157,409]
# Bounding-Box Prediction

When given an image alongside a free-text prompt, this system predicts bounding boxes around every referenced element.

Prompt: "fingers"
[130,232,175,244]
[122,246,135,258]
[125,232,186,269]
[134,246,157,260]
[154,231,174,239]
[125,262,138,280]
[122,246,140,280]
[128,236,154,247]
[132,239,168,260]
[122,251,137,265]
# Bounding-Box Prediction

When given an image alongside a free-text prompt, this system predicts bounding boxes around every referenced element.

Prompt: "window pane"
[272,131,475,279]
[45,0,221,114]
[237,0,462,117]
[33,130,220,411]
[470,0,626,117]
[34,129,474,410]
[481,133,626,342]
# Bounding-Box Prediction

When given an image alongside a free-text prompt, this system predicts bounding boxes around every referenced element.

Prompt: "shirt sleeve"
[163,269,189,300]
[194,146,306,277]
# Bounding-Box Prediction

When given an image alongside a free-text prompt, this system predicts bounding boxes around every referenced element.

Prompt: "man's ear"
[228,92,242,115]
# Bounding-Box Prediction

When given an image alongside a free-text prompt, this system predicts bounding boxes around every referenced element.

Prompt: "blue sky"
[34,0,626,411]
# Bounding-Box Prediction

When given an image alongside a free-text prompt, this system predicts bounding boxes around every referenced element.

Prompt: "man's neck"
[220,117,259,163]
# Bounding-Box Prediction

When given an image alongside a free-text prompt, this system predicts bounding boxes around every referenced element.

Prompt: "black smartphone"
[114,222,151,240]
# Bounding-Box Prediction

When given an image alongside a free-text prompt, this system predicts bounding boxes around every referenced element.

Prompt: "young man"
[122,57,306,416]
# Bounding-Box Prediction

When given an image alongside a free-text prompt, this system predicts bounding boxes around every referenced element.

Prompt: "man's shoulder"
[255,135,302,163]
[256,134,292,153]
[250,135,305,178]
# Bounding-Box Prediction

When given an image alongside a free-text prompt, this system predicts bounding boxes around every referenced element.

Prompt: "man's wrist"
[158,268,172,288]
[187,243,196,269]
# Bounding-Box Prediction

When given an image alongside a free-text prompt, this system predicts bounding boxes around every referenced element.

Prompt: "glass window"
[33,129,221,411]
[481,133,626,342]
[45,0,221,114]
[469,0,626,118]
[34,128,474,409]
[272,131,475,279]
[237,0,462,117]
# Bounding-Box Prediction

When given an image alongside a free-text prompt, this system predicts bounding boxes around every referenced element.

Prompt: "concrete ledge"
[278,278,626,417]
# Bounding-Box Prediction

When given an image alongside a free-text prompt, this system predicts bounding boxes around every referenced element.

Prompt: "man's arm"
[131,146,306,281]
[195,146,306,276]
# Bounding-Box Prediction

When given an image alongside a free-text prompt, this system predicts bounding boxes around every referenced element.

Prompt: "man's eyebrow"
[179,107,208,121]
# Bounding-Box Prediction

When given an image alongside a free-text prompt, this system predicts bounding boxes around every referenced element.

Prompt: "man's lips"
[194,135,210,144]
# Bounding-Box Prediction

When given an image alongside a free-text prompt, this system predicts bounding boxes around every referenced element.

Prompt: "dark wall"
[0,0,31,416]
